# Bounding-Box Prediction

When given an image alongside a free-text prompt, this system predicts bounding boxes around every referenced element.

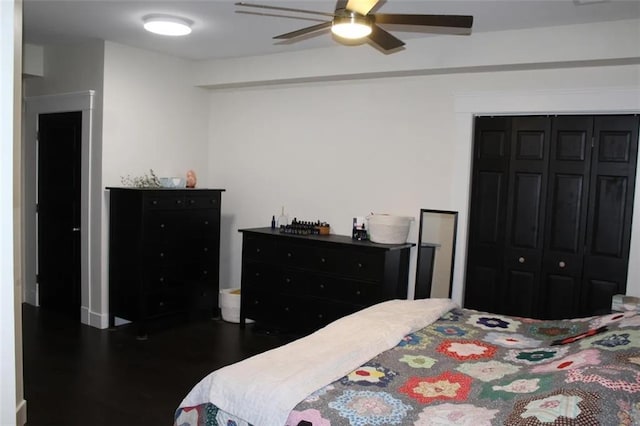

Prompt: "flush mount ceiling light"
[331,13,372,39]
[143,14,193,36]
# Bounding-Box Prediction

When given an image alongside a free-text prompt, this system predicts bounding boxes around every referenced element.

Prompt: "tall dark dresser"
[107,188,224,335]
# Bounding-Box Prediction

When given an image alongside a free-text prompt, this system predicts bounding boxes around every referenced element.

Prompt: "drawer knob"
[356,290,361,296]
[320,257,326,263]
[317,314,323,319]
[159,277,165,283]
[285,277,291,284]
[152,200,158,205]
[518,257,525,264]
[357,262,363,268]
[254,300,259,305]
[255,272,260,277]
[203,247,209,252]
[159,301,165,307]
[159,252,165,258]
[256,248,261,253]
[176,200,182,205]
[202,270,208,275]
[160,223,165,229]
[319,283,325,289]
[287,252,292,258]
[284,307,290,312]
[189,199,195,205]
[559,261,566,268]
[204,221,209,225]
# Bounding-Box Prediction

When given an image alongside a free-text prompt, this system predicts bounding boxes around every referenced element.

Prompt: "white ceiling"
[23,0,640,61]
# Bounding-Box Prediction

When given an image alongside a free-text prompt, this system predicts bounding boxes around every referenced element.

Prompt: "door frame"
[451,86,640,306]
[23,91,100,326]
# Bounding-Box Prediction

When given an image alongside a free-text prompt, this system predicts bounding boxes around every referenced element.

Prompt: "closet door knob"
[559,261,566,268]
[518,257,525,264]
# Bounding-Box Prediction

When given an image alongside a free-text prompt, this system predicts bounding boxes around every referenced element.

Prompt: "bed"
[174,298,640,425]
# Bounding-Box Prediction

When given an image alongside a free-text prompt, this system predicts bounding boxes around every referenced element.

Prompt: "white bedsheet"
[178,298,458,426]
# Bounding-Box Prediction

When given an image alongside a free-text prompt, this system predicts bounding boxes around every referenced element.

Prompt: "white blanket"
[179,298,458,426]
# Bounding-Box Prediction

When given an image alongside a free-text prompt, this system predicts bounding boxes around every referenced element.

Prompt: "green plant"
[120,169,161,188]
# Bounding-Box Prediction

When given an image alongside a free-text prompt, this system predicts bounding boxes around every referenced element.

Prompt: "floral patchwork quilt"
[175,308,640,425]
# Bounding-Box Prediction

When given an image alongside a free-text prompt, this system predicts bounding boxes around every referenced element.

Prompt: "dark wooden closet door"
[464,117,511,313]
[582,115,639,315]
[540,116,593,319]
[502,117,551,317]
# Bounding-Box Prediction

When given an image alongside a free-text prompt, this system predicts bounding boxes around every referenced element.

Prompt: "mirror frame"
[415,209,458,299]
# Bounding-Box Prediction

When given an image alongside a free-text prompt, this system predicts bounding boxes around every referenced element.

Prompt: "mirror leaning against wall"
[415,209,458,299]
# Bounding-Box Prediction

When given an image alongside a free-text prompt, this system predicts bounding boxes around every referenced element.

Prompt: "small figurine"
[186,170,197,188]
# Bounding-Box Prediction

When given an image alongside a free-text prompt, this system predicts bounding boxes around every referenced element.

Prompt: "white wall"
[102,41,210,185]
[207,65,640,303]
[2,0,24,423]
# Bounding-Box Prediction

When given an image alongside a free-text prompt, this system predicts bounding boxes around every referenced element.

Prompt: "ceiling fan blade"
[273,21,333,39]
[345,0,379,15]
[235,2,334,18]
[335,0,349,11]
[368,24,405,51]
[374,13,473,29]
[235,10,328,23]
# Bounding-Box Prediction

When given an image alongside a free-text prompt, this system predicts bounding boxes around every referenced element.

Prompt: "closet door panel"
[547,174,583,252]
[503,117,550,318]
[504,266,537,317]
[465,117,511,313]
[510,173,543,249]
[582,115,639,315]
[541,116,592,319]
[544,274,580,320]
[591,176,627,256]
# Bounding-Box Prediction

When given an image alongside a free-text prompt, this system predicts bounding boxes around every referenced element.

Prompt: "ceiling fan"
[235,0,473,52]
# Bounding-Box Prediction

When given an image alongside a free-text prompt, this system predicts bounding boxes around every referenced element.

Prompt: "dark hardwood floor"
[22,304,298,426]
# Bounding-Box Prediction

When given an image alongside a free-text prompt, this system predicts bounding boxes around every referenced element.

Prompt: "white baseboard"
[80,306,109,329]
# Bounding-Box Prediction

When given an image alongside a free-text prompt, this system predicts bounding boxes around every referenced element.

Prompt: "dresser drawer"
[275,243,313,268]
[242,261,278,288]
[185,193,220,209]
[243,235,277,262]
[309,275,382,305]
[145,288,185,317]
[143,266,183,291]
[188,283,216,313]
[144,194,186,210]
[143,244,183,265]
[144,210,183,241]
[241,287,304,326]
[183,209,219,236]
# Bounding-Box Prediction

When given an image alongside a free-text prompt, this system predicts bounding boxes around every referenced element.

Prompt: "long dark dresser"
[107,188,224,336]
[239,227,414,332]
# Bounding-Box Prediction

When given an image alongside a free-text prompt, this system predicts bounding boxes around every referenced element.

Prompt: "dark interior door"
[463,117,511,313]
[582,115,639,315]
[540,116,593,319]
[502,116,551,318]
[37,111,82,318]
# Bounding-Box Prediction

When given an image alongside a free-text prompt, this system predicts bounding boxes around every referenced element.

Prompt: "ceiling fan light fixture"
[143,14,193,36]
[331,15,372,39]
